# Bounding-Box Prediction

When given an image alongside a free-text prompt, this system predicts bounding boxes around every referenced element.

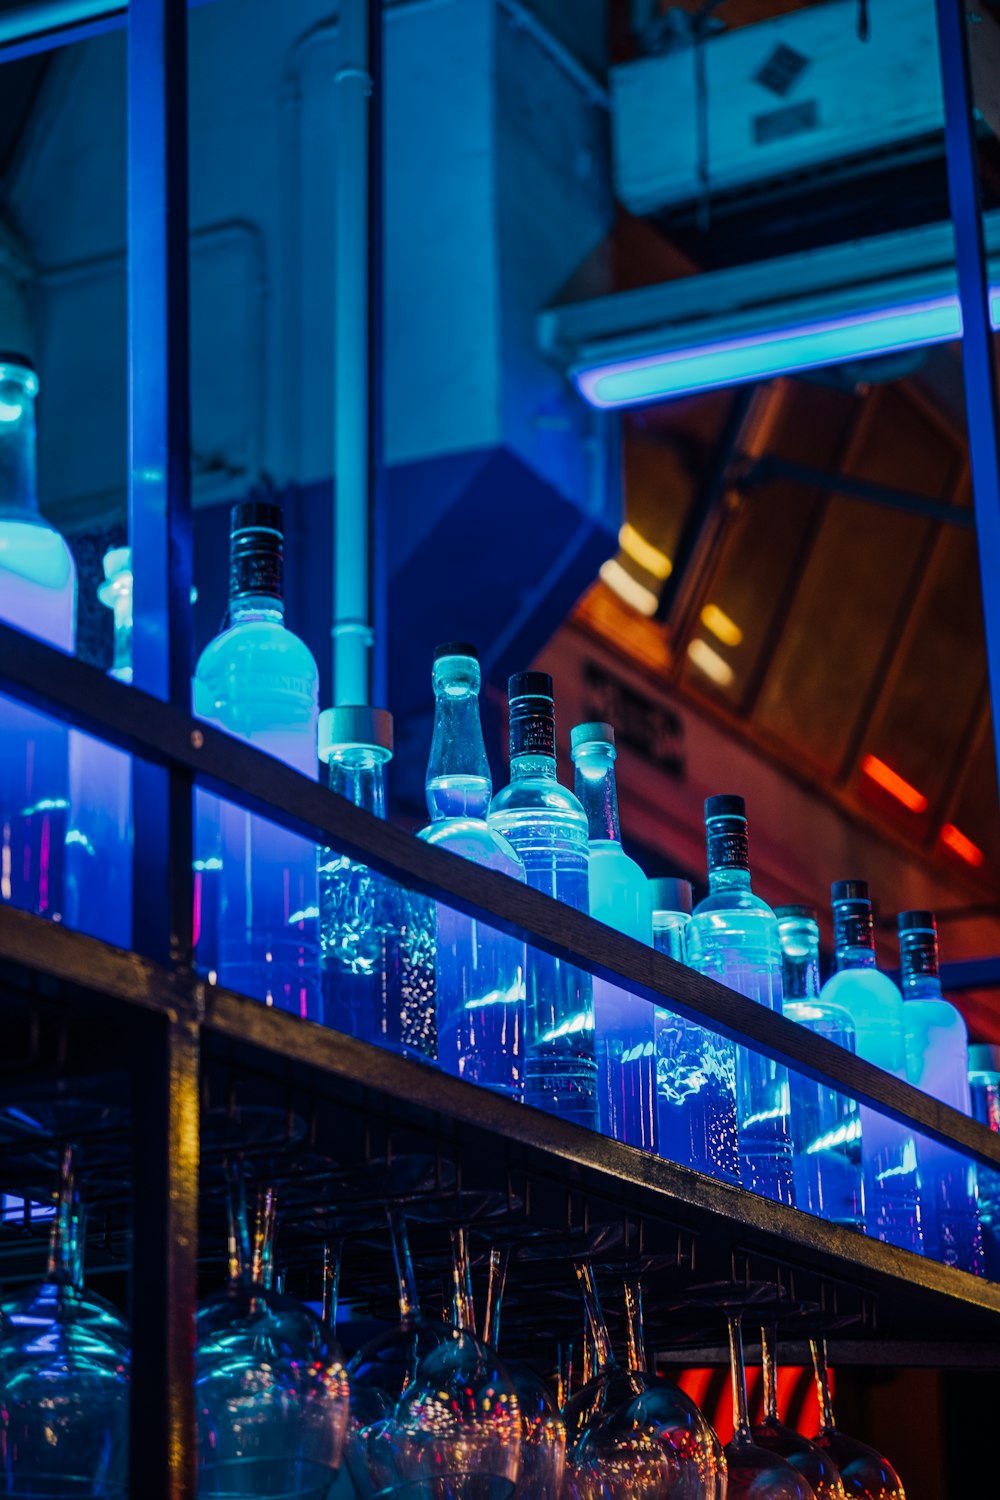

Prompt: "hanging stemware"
[0,1146,130,1499]
[724,1316,818,1500]
[194,1168,350,1499]
[810,1341,906,1499]
[751,1325,846,1499]
[568,1271,721,1500]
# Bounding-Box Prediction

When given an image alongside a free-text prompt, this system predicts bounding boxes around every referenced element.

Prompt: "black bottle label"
[903,936,939,981]
[834,902,874,952]
[707,822,749,871]
[231,534,283,601]
[510,702,556,758]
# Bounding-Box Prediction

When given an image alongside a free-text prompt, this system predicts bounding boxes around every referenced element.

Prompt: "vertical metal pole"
[127,0,195,970]
[935,0,1000,782]
[126,1,197,1496]
[368,0,387,707]
[130,1013,200,1500]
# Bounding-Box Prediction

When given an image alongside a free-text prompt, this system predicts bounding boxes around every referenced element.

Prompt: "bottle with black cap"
[318,704,435,1061]
[775,906,864,1230]
[569,721,655,1150]
[417,644,525,1098]
[819,882,921,1253]
[688,796,794,1204]
[487,671,597,1129]
[651,877,740,1183]
[193,501,320,1018]
[898,910,981,1273]
[0,353,77,922]
[969,1044,1000,1278]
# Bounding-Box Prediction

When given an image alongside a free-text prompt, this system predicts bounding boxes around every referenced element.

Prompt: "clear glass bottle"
[571,721,655,1150]
[651,876,740,1183]
[319,705,436,1060]
[777,906,864,1230]
[687,795,794,1204]
[968,1044,1000,1280]
[819,882,922,1253]
[418,644,526,1098]
[487,672,597,1129]
[193,502,320,1018]
[65,546,133,948]
[0,354,77,922]
[898,909,982,1273]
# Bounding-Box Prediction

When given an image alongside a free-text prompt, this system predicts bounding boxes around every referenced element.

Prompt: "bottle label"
[834,902,874,951]
[231,535,282,600]
[707,823,749,871]
[510,704,556,758]
[903,936,939,981]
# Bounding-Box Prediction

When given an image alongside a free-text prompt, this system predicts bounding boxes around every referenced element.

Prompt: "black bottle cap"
[508,671,553,701]
[434,641,478,662]
[705,793,745,821]
[232,500,283,536]
[898,909,936,932]
[649,877,693,916]
[832,879,869,904]
[0,351,35,373]
[774,904,819,922]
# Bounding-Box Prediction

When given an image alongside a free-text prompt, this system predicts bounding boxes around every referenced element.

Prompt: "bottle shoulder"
[903,996,968,1039]
[820,968,902,1005]
[195,618,319,684]
[417,817,526,879]
[488,776,589,829]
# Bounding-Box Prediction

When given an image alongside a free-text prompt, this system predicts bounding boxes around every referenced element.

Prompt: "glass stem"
[483,1245,510,1349]
[323,1240,343,1329]
[810,1339,837,1431]
[251,1186,277,1289]
[623,1274,647,1376]
[46,1145,79,1287]
[575,1262,616,1372]
[449,1227,476,1332]
[224,1159,252,1283]
[761,1323,779,1422]
[728,1315,753,1444]
[387,1205,422,1323]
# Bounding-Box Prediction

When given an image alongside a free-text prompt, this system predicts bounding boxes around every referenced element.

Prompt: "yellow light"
[687,637,735,687]
[599,557,659,616]
[860,754,928,813]
[700,603,743,647]
[618,522,673,580]
[940,822,985,868]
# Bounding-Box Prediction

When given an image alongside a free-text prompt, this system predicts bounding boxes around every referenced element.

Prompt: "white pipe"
[331,0,373,705]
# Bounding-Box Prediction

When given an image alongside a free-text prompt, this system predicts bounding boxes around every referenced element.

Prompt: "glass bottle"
[571,721,655,1150]
[319,705,436,1059]
[651,876,740,1183]
[819,881,922,1254]
[193,501,320,1017]
[0,354,77,922]
[65,546,133,948]
[776,906,864,1230]
[968,1044,1000,1280]
[418,643,526,1098]
[687,795,794,1204]
[898,909,982,1273]
[488,672,597,1129]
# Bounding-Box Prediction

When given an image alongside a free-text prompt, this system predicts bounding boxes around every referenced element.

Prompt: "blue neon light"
[574,288,1000,408]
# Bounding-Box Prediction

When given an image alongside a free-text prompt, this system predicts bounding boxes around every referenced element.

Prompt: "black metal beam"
[739,454,975,529]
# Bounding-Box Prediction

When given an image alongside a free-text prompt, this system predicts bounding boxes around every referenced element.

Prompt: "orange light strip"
[940,822,985,867]
[860,753,928,813]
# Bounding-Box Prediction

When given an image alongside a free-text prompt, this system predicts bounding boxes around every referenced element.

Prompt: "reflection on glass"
[0,356,77,924]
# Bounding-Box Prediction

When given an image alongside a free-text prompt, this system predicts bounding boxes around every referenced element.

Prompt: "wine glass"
[724,1316,818,1499]
[566,1267,722,1500]
[194,1171,350,1499]
[810,1341,907,1499]
[751,1325,846,1499]
[0,1147,130,1499]
[481,1246,565,1500]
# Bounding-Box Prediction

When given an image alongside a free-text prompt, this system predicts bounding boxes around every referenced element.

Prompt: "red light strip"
[940,822,985,867]
[860,754,928,813]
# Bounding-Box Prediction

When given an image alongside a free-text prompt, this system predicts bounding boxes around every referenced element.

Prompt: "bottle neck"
[0,371,40,518]
[326,746,388,818]
[508,692,557,777]
[573,743,622,843]
[899,929,943,1000]
[779,920,822,1000]
[705,813,752,891]
[833,900,878,972]
[230,594,285,624]
[426,666,491,822]
[708,867,752,894]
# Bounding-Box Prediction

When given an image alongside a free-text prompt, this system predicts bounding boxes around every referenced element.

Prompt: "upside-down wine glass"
[566,1266,723,1499]
[194,1171,350,1499]
[0,1146,130,1499]
[481,1246,566,1500]
[809,1341,906,1499]
[752,1325,846,1499]
[724,1316,818,1499]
